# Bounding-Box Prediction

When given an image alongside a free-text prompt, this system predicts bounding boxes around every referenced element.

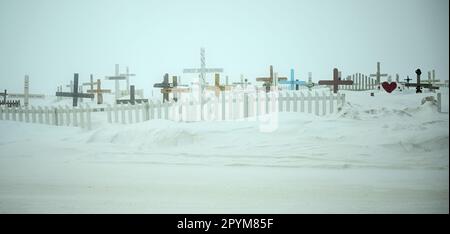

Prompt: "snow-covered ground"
[0,88,448,213]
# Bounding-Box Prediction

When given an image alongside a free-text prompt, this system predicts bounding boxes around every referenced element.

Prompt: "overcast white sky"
[0,0,448,95]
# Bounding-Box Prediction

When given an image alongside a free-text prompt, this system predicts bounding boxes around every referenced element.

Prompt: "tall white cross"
[120,66,136,95]
[105,64,127,100]
[7,75,45,106]
[183,48,224,92]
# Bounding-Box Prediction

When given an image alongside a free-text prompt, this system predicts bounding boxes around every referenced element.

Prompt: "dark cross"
[82,74,98,101]
[256,65,288,92]
[154,74,190,102]
[404,69,439,93]
[55,73,94,107]
[87,79,111,104]
[116,85,148,105]
[318,68,354,93]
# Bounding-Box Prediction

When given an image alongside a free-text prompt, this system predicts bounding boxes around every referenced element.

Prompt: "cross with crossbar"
[205,73,233,97]
[256,65,288,92]
[116,85,148,105]
[55,73,94,107]
[6,75,45,106]
[279,69,306,90]
[370,62,388,86]
[318,68,354,93]
[87,79,111,104]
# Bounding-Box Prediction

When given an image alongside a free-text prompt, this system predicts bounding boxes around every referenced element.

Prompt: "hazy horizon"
[0,0,448,96]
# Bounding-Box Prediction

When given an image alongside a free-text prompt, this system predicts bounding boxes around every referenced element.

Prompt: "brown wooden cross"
[256,65,287,92]
[87,79,111,104]
[205,73,233,97]
[318,68,354,93]
[55,73,94,107]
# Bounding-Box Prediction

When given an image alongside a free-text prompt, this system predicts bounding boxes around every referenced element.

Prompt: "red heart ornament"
[382,82,397,93]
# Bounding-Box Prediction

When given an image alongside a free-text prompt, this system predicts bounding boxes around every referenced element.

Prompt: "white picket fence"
[340,73,378,91]
[104,91,346,124]
[0,105,92,129]
[0,91,346,128]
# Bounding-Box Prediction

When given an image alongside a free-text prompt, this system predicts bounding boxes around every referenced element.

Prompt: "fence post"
[86,104,91,130]
[127,104,133,124]
[300,92,305,113]
[107,104,112,123]
[149,100,155,120]
[307,92,312,114]
[0,107,3,120]
[65,105,70,126]
[135,104,140,123]
[314,92,319,116]
[53,107,58,126]
[44,107,50,125]
[114,104,119,123]
[322,92,327,115]
[164,102,169,120]
[79,105,85,129]
[72,106,78,127]
[244,93,249,118]
[329,93,334,114]
[120,104,126,124]
[38,106,43,124]
[11,107,17,121]
[437,93,442,113]
[221,92,226,121]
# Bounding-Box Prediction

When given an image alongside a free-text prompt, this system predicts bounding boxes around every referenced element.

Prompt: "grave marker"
[87,79,111,104]
[7,75,45,106]
[370,62,388,86]
[116,85,148,105]
[55,73,94,107]
[105,64,127,100]
[405,69,439,93]
[256,65,288,92]
[318,68,354,93]
[206,73,233,97]
[154,74,190,102]
[183,48,224,92]
[279,69,306,90]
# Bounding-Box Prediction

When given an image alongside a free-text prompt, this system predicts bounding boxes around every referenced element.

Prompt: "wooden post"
[24,106,29,122]
[107,104,112,123]
[157,100,162,119]
[293,93,298,112]
[322,92,327,115]
[120,104,126,124]
[79,106,85,128]
[314,92,319,116]
[18,106,23,122]
[149,100,155,120]
[329,94,334,114]
[135,103,140,123]
[244,93,249,118]
[65,106,70,126]
[38,106,43,124]
[44,107,50,125]
[221,91,226,121]
[278,93,284,112]
[86,105,91,130]
[113,104,119,123]
[437,93,442,113]
[127,104,133,124]
[300,92,305,113]
[307,92,312,114]
[53,107,58,126]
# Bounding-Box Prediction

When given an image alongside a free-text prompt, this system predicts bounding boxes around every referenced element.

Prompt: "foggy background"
[0,0,448,96]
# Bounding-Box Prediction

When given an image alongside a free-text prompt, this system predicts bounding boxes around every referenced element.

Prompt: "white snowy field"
[0,89,448,213]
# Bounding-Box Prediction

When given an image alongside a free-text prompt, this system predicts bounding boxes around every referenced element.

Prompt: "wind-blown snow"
[0,90,448,213]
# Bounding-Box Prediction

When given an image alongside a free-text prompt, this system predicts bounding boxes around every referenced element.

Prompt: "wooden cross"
[116,85,148,105]
[279,69,306,90]
[405,69,439,93]
[370,62,388,86]
[82,74,98,100]
[87,79,111,104]
[256,65,288,92]
[205,73,233,97]
[7,75,45,107]
[55,73,94,107]
[318,68,354,93]
[183,48,224,91]
[120,66,136,95]
[105,64,127,100]
[154,73,190,102]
